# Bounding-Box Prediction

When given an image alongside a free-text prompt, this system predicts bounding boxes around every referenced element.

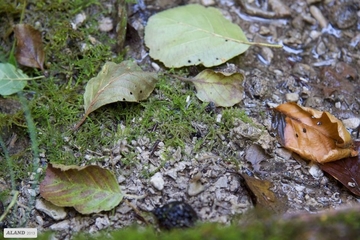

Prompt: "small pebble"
[216,114,222,123]
[260,47,274,65]
[201,0,215,6]
[50,220,70,231]
[316,41,326,55]
[98,17,113,32]
[309,30,321,40]
[215,176,228,188]
[330,4,358,29]
[285,92,299,102]
[150,172,165,191]
[71,12,86,30]
[259,26,271,35]
[342,118,360,129]
[335,102,341,109]
[187,181,205,196]
[309,164,323,179]
[35,199,67,220]
[35,215,44,226]
[151,62,160,71]
[310,5,328,28]
[95,216,110,230]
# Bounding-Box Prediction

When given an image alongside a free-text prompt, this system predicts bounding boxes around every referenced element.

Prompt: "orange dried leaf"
[273,102,358,163]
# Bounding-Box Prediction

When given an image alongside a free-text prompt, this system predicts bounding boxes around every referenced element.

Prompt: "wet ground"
[1,0,360,238]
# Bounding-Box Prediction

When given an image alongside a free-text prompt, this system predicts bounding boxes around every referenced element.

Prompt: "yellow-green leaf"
[84,61,157,113]
[191,69,245,107]
[74,61,157,130]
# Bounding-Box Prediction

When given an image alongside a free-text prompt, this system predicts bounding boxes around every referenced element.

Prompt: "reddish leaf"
[319,140,360,196]
[14,24,45,70]
[40,163,123,214]
[272,102,358,163]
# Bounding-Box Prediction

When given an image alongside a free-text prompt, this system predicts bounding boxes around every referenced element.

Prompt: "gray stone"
[35,199,67,220]
[150,172,165,191]
[50,220,70,231]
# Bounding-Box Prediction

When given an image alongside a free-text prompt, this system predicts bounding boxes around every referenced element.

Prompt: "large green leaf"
[145,4,250,68]
[191,69,245,107]
[40,163,123,214]
[0,63,28,96]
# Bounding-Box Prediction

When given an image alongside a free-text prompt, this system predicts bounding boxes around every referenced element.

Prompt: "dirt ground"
[1,0,360,239]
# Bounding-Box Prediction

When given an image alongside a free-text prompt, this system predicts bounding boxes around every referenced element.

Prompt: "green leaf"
[191,69,245,107]
[0,63,28,96]
[74,61,158,130]
[84,61,157,113]
[144,4,250,68]
[40,163,123,214]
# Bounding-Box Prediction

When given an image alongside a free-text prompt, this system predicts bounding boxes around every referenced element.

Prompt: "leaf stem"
[242,41,282,48]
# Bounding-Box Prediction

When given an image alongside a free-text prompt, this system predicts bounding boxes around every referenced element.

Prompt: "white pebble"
[151,62,160,71]
[201,0,215,5]
[308,163,323,179]
[343,118,360,129]
[187,181,205,196]
[71,12,86,30]
[285,92,299,102]
[215,176,228,188]
[35,199,67,220]
[310,5,328,28]
[216,114,222,123]
[50,220,70,231]
[98,17,113,32]
[150,172,165,191]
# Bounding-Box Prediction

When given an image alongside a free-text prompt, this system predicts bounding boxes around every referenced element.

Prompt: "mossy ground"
[0,0,250,229]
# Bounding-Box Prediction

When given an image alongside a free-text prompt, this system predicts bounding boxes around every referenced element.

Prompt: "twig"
[0,191,19,222]
[124,199,150,226]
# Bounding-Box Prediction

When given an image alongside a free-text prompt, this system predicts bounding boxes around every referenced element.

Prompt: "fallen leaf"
[241,173,287,214]
[144,4,250,68]
[74,61,157,130]
[0,63,28,96]
[319,140,360,196]
[191,69,245,107]
[40,163,123,214]
[245,144,268,173]
[320,62,358,98]
[14,24,45,70]
[272,102,358,163]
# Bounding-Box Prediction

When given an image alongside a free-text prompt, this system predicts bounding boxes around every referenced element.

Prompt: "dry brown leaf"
[241,173,287,214]
[14,24,45,70]
[245,144,268,173]
[272,102,358,163]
